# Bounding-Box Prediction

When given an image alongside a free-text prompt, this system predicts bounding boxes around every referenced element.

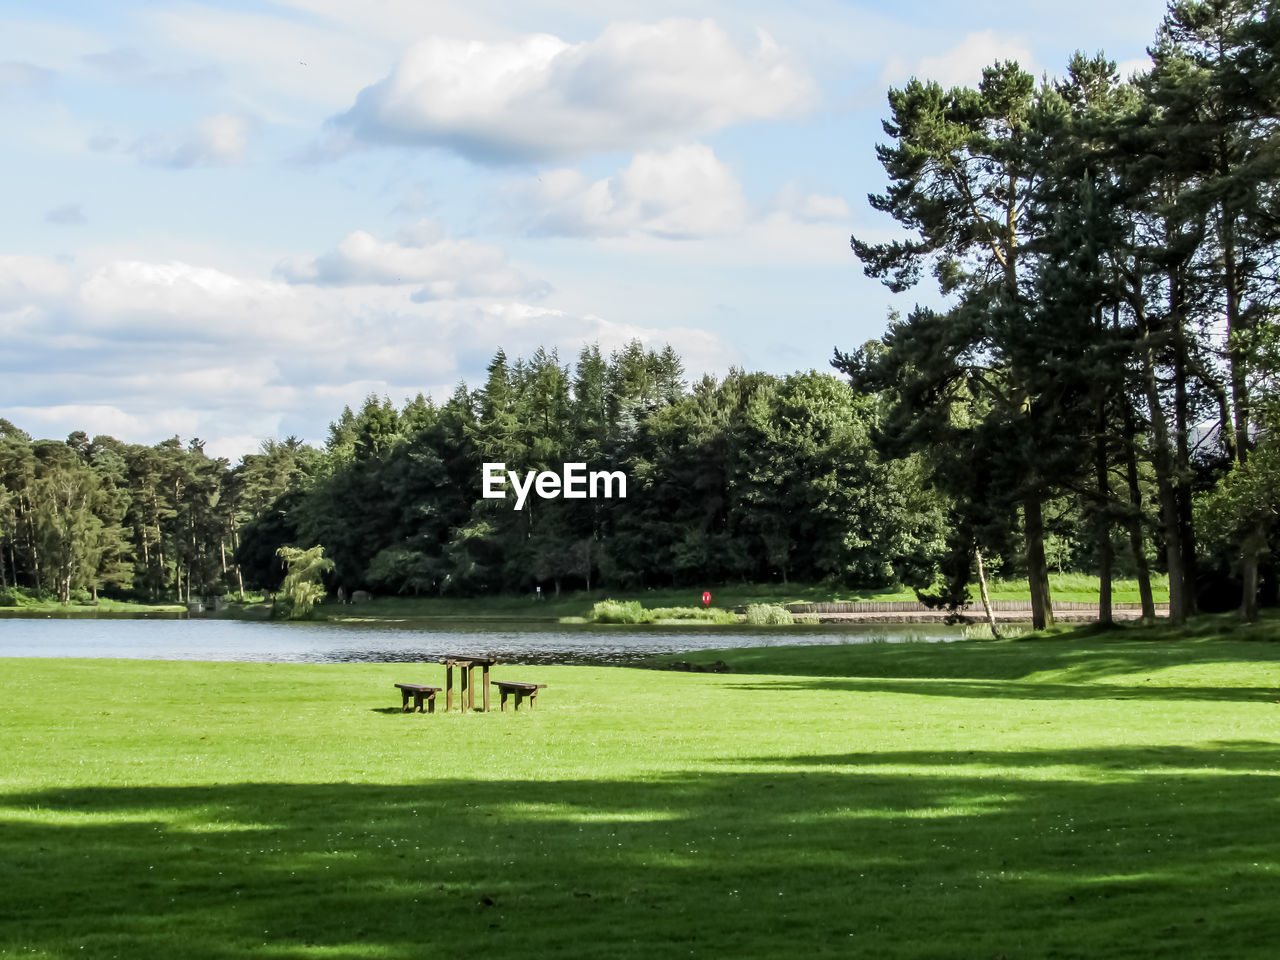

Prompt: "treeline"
[243,342,951,596]
[841,0,1280,626]
[0,422,311,603]
[0,342,951,602]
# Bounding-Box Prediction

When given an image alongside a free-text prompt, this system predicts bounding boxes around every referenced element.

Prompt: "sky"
[1,0,1170,460]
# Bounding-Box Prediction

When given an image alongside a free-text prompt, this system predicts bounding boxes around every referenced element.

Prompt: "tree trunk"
[230,516,244,600]
[1262,555,1279,608]
[1176,487,1198,616]
[1136,300,1187,626]
[1221,210,1250,465]
[1240,523,1264,623]
[975,546,1000,639]
[1023,495,1054,630]
[1121,413,1156,623]
[1169,282,1199,616]
[1098,532,1113,627]
[26,495,41,590]
[1149,422,1186,627]
[1094,400,1113,628]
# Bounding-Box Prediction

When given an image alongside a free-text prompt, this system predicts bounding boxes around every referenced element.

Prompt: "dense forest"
[0,343,949,606]
[1,0,1276,623]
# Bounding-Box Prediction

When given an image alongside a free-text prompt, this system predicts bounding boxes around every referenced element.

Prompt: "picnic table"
[439,655,499,712]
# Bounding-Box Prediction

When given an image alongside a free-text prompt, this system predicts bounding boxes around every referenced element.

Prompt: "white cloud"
[1116,55,1152,78]
[131,112,254,168]
[794,193,849,222]
[326,19,814,163]
[506,144,749,239]
[772,181,850,223]
[505,146,852,243]
[0,255,72,307]
[0,252,737,453]
[6,404,200,442]
[275,219,550,300]
[881,30,1035,89]
[78,260,307,339]
[589,209,859,269]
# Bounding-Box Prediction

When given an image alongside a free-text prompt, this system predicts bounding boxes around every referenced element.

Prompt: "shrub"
[591,600,738,624]
[744,603,793,626]
[647,606,738,624]
[590,599,646,624]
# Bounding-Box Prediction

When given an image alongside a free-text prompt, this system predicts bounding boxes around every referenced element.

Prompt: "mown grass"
[1,614,1277,958]
[318,573,1170,624]
[0,593,185,615]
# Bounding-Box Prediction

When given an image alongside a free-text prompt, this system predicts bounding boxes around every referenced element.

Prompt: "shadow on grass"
[724,741,1280,773]
[684,627,1280,690]
[722,676,1280,703]
[4,742,1280,959]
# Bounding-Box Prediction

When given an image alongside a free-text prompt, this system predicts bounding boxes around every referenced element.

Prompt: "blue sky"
[1,0,1169,458]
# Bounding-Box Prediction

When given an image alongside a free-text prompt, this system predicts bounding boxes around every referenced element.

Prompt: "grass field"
[0,595,186,616]
[320,573,1170,623]
[1,614,1275,958]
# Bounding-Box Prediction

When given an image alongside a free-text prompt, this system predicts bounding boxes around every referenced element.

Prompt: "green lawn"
[0,596,186,616]
[315,573,1170,623]
[1,616,1275,958]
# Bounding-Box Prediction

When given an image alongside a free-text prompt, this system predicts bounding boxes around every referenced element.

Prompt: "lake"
[0,615,962,665]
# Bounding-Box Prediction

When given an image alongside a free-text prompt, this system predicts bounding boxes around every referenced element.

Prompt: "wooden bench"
[491,681,546,712]
[394,683,441,713]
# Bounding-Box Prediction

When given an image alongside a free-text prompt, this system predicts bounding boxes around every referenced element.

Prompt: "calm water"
[0,616,961,665]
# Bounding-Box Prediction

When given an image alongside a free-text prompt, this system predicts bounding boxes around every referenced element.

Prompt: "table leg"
[446,665,454,712]
[466,665,476,712]
[482,665,490,712]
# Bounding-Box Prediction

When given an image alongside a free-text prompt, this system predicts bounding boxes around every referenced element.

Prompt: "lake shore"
[0,574,1171,625]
